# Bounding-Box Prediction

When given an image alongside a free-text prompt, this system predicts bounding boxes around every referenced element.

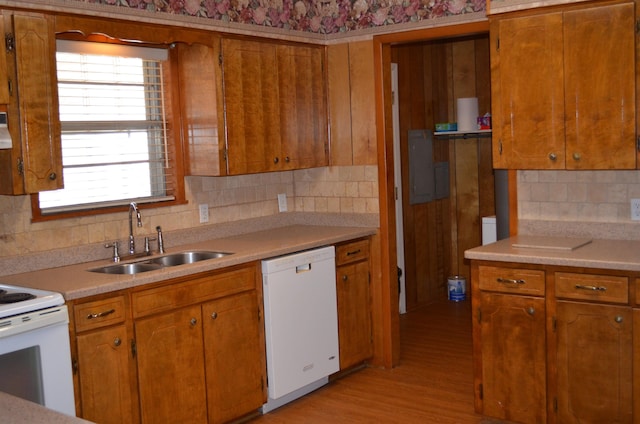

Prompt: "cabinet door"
[203,291,266,424]
[76,325,137,424]
[277,44,328,170]
[480,292,546,424]
[179,40,226,176]
[563,3,636,169]
[556,301,632,423]
[12,13,62,192]
[337,261,373,369]
[490,12,565,169]
[135,305,208,424]
[221,38,280,174]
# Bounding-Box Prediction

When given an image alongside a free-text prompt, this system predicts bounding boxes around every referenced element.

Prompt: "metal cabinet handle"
[615,316,623,323]
[549,153,557,161]
[285,156,290,163]
[190,318,197,327]
[575,284,607,292]
[346,249,361,256]
[211,312,218,320]
[572,152,581,161]
[114,337,121,347]
[273,157,279,164]
[342,275,348,282]
[527,307,535,315]
[48,172,57,180]
[497,277,525,285]
[87,308,115,320]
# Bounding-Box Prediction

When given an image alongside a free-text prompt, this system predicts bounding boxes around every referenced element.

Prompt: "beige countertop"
[0,392,92,424]
[0,225,375,300]
[465,235,640,272]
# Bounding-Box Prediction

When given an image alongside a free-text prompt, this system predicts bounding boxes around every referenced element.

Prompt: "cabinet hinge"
[16,158,23,176]
[636,20,640,34]
[552,316,556,332]
[553,397,558,413]
[477,308,481,324]
[498,140,503,155]
[5,33,14,53]
[495,36,499,52]
[72,358,79,375]
[218,52,223,66]
[257,306,262,322]
[131,339,137,358]
[7,78,12,96]
[636,136,640,152]
[478,383,483,400]
[223,147,228,161]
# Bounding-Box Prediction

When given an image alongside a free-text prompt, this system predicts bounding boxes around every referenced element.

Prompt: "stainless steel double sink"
[89,251,232,275]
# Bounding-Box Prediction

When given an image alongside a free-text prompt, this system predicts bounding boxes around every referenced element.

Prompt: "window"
[37,40,180,215]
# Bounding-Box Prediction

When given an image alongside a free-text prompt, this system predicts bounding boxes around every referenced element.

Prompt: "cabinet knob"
[273,157,279,164]
[285,156,290,163]
[548,153,557,161]
[572,152,581,161]
[615,315,623,323]
[527,307,535,315]
[48,172,57,180]
[342,275,348,282]
[114,337,121,347]
[190,318,197,327]
[211,312,218,320]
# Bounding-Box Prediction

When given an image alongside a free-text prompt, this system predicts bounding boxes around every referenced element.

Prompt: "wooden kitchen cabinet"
[472,261,638,424]
[136,304,209,423]
[0,11,63,194]
[554,272,632,423]
[71,295,138,424]
[132,263,266,424]
[327,41,377,166]
[203,291,266,424]
[220,37,328,174]
[336,238,373,370]
[473,264,546,424]
[490,0,636,170]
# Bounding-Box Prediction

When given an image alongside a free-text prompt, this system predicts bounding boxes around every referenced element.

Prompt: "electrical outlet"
[631,199,640,221]
[277,193,288,212]
[199,204,209,223]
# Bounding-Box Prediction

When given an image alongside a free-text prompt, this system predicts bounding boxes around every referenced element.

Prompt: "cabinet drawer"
[74,296,127,333]
[555,272,628,304]
[478,266,545,296]
[132,264,256,318]
[336,239,370,266]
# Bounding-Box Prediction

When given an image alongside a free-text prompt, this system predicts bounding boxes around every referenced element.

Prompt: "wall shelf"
[433,129,492,139]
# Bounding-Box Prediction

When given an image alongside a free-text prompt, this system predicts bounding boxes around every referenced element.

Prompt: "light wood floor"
[251,300,489,423]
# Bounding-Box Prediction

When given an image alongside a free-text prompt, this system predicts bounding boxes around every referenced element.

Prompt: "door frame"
[372,20,491,367]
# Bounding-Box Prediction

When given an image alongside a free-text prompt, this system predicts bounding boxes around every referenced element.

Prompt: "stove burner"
[0,292,37,303]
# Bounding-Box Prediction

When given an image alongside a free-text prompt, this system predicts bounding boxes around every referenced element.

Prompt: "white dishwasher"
[261,246,339,413]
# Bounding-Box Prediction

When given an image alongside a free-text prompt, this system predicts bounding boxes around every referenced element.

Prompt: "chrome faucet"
[128,202,142,255]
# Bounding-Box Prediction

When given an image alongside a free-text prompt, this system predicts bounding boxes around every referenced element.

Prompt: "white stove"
[0,283,65,319]
[0,283,75,416]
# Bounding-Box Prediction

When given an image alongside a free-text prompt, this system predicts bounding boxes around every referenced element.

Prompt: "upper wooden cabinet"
[490,1,636,169]
[327,41,377,166]
[0,11,63,194]
[220,37,328,175]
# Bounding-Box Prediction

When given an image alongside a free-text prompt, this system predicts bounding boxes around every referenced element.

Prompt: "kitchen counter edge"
[464,235,640,272]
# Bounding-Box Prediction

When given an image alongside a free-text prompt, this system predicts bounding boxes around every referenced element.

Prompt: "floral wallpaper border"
[73,0,486,34]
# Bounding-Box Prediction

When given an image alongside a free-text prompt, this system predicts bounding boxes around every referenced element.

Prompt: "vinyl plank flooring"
[251,301,489,423]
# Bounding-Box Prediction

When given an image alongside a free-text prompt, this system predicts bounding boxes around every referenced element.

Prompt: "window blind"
[39,41,174,214]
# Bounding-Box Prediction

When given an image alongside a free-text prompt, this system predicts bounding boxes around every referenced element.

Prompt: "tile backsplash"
[0,165,378,257]
[518,170,640,223]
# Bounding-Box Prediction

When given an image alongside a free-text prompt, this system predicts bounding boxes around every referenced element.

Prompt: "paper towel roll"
[456,97,479,132]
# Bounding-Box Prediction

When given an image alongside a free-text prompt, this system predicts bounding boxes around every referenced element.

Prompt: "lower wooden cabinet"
[556,301,632,423]
[72,295,138,424]
[336,238,373,370]
[479,292,546,424]
[70,263,267,424]
[472,261,636,424]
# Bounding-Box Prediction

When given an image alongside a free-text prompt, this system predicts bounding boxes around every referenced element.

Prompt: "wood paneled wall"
[392,35,492,310]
